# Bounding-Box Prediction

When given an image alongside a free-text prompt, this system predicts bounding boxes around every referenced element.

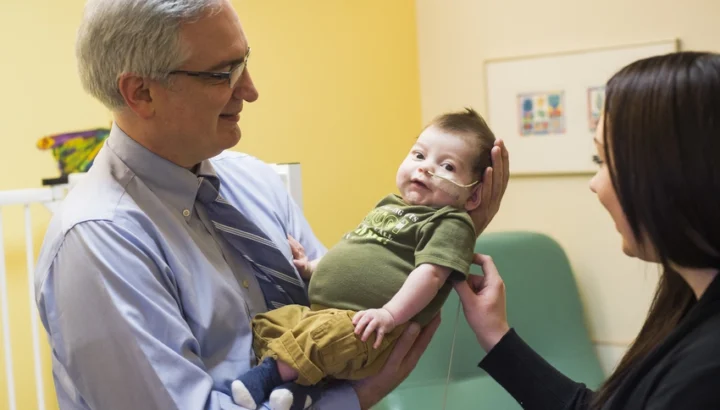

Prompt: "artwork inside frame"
[587,86,606,133]
[484,39,678,175]
[518,91,566,136]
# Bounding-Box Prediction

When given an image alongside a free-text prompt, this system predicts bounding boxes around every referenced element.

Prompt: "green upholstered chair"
[373,231,605,410]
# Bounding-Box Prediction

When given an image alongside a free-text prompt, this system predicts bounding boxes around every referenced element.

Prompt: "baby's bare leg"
[277,360,299,382]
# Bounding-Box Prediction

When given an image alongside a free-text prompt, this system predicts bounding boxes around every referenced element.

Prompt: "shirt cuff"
[478,328,524,371]
[314,382,360,410]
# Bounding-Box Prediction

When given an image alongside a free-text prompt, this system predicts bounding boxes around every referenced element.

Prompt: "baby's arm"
[352,263,452,348]
[288,235,321,280]
[384,263,451,325]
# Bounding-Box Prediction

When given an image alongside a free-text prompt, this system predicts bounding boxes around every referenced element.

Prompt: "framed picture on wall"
[484,39,679,175]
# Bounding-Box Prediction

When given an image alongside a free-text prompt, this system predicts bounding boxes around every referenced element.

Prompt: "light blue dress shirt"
[34,124,360,410]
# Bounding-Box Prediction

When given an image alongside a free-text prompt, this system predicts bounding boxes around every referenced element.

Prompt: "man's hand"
[470,139,510,236]
[352,315,441,410]
[288,235,314,280]
[352,308,397,349]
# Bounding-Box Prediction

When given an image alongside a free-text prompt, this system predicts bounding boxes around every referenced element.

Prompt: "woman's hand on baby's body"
[453,253,510,352]
[353,308,397,349]
[288,235,313,279]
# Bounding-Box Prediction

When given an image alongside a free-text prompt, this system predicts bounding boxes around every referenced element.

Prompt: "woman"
[455,51,720,409]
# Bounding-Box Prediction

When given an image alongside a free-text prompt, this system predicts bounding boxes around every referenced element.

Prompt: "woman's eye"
[592,155,604,165]
[443,164,455,172]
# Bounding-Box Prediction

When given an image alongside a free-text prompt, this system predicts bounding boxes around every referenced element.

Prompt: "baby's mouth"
[411,180,429,189]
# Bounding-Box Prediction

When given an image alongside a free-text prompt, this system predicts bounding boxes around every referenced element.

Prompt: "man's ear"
[464,184,482,212]
[117,73,155,119]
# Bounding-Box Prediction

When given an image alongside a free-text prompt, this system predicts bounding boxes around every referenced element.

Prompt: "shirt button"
[242,280,250,289]
[182,209,191,217]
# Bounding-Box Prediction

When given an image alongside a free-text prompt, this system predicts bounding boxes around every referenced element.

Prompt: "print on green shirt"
[309,194,476,326]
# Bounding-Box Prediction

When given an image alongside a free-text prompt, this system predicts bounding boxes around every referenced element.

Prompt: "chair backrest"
[449,231,605,385]
[400,231,605,387]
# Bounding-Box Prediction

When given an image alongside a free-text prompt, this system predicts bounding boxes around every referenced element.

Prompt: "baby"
[232,108,496,410]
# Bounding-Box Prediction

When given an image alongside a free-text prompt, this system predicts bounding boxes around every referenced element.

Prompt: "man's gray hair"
[77,0,224,110]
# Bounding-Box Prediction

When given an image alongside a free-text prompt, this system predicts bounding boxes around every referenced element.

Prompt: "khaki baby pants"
[252,304,408,385]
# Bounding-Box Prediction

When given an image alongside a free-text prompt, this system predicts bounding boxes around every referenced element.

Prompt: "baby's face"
[396,125,479,209]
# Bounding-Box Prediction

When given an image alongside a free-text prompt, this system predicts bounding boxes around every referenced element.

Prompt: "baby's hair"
[430,107,496,181]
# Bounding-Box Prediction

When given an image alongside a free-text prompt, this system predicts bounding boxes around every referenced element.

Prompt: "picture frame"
[484,39,679,175]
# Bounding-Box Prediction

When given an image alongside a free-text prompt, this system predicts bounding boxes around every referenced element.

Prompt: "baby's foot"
[231,358,283,409]
[269,382,321,410]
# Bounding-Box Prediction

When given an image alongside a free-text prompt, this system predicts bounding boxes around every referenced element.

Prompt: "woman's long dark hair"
[592,51,720,408]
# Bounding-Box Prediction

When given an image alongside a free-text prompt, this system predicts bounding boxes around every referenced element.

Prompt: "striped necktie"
[196,176,309,309]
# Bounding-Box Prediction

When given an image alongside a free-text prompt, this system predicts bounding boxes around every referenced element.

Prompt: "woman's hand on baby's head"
[470,139,510,236]
[288,235,313,279]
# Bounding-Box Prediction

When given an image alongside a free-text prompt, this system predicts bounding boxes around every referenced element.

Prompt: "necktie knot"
[197,177,221,205]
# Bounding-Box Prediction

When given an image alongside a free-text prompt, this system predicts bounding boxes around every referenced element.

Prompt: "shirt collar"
[196,159,221,190]
[105,123,218,214]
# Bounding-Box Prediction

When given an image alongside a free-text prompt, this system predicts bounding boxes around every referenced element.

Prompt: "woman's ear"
[464,184,482,211]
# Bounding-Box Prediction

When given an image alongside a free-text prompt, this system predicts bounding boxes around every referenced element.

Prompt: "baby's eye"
[592,155,604,165]
[442,164,455,172]
[412,152,425,160]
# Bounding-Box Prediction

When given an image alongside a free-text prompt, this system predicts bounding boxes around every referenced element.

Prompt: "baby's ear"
[464,184,482,211]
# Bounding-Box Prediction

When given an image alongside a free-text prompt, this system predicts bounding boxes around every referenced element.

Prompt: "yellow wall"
[0,1,420,408]
[415,0,720,374]
[232,1,422,244]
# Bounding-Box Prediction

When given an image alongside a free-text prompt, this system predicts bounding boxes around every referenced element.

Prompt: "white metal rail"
[0,184,67,410]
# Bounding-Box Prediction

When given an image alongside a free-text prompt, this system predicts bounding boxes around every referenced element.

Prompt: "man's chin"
[222,127,242,148]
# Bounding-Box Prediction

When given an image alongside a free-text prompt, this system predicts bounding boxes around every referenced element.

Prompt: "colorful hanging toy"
[36,128,110,175]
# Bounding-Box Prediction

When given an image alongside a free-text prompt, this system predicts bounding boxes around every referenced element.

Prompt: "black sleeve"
[479,329,595,410]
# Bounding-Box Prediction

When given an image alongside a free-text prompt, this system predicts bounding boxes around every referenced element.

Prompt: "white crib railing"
[0,164,302,410]
[0,184,68,410]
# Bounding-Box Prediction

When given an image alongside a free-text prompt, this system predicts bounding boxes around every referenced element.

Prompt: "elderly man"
[35,0,508,409]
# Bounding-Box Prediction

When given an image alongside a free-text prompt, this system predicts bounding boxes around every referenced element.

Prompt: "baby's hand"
[288,235,313,280]
[352,308,396,349]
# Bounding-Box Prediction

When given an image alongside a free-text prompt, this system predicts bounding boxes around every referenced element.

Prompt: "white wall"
[415,0,720,374]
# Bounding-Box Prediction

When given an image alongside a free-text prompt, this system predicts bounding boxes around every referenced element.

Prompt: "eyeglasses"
[169,47,251,88]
